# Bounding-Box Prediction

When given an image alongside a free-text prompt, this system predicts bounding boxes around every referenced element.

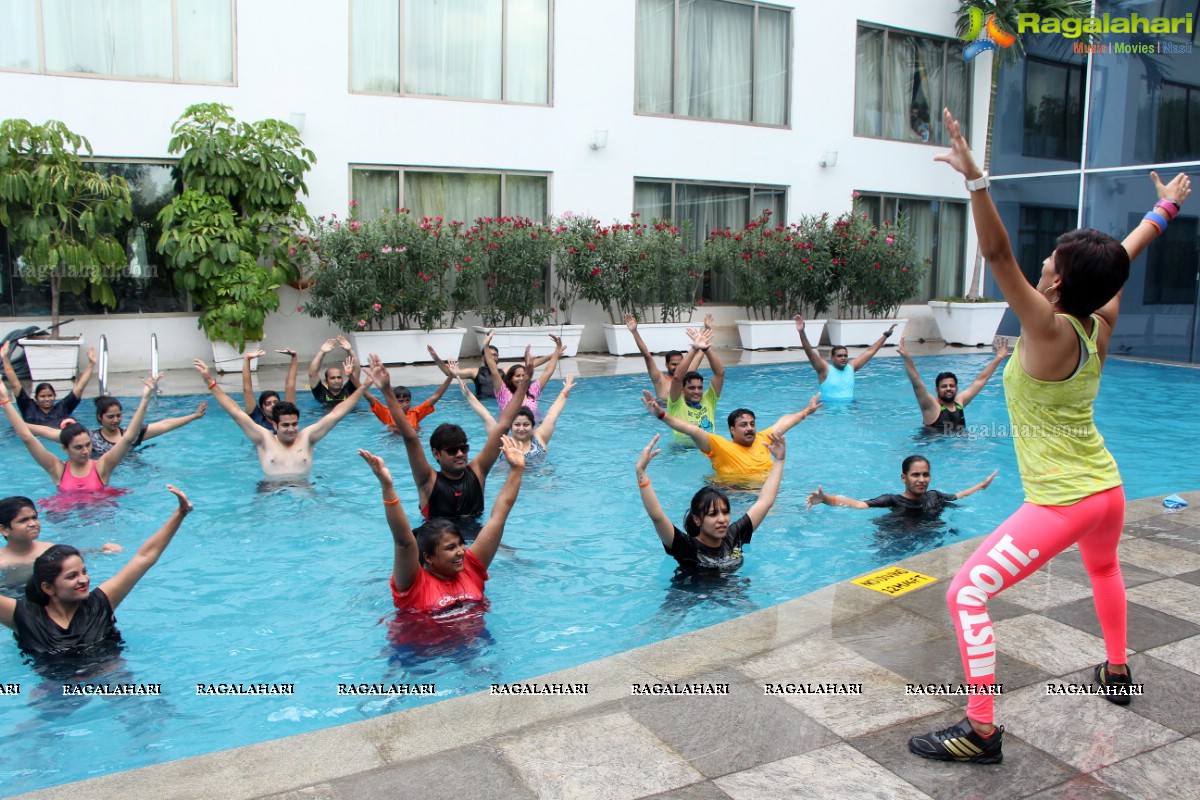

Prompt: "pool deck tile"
[11,346,1200,800]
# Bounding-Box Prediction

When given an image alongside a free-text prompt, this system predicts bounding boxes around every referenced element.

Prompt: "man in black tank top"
[897,337,1009,432]
[366,349,533,528]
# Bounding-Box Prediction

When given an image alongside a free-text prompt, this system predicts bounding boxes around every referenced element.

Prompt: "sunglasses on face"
[440,444,470,456]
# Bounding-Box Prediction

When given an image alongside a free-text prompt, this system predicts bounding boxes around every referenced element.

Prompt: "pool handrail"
[97,334,109,397]
[150,333,162,396]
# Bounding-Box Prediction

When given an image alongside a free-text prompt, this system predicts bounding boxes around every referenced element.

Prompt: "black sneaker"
[1095,662,1134,705]
[908,717,1003,764]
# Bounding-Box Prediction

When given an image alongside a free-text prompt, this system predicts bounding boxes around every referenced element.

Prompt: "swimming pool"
[1,354,1197,794]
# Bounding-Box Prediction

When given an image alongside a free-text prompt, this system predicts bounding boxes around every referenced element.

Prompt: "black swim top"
[473,370,495,400]
[12,588,124,680]
[424,468,484,521]
[311,377,358,404]
[927,403,966,432]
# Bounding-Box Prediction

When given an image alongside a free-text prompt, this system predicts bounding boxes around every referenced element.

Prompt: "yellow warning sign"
[852,566,937,596]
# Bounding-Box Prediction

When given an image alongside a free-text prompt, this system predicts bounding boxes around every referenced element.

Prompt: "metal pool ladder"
[97,334,109,397]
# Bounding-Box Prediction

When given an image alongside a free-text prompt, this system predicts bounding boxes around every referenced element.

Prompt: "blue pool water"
[1,354,1198,794]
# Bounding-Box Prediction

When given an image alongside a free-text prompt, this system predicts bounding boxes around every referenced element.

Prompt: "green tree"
[0,119,132,333]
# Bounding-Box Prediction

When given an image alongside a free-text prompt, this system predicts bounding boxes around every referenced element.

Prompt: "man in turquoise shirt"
[795,315,895,400]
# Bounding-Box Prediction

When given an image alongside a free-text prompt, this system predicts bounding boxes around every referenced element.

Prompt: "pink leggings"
[946,485,1126,723]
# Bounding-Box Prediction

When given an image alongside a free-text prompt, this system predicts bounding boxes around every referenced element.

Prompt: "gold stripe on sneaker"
[944,738,982,758]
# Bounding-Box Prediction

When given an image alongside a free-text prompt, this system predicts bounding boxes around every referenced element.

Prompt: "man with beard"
[897,337,1009,432]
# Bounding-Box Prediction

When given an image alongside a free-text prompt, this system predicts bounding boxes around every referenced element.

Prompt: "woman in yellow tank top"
[905,108,1192,766]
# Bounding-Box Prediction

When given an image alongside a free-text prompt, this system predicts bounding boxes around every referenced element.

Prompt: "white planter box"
[211,340,262,373]
[928,301,1008,346]
[602,322,696,356]
[825,318,907,347]
[473,324,584,358]
[18,335,85,382]
[736,318,826,350]
[353,328,468,364]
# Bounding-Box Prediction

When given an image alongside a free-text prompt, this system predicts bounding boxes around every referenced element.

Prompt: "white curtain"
[755,7,787,125]
[405,171,501,223]
[404,0,502,99]
[854,27,883,136]
[677,183,749,301]
[506,0,548,103]
[352,170,400,222]
[898,199,936,301]
[352,0,399,92]
[942,49,970,144]
[43,0,172,79]
[177,0,233,82]
[680,0,752,122]
[503,174,547,220]
[883,33,912,140]
[936,202,966,297]
[636,0,674,113]
[634,182,672,220]
[0,0,38,69]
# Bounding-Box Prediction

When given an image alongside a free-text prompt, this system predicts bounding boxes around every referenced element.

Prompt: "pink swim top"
[58,460,106,493]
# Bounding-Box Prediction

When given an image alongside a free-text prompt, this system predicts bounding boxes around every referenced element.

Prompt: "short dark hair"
[94,396,122,423]
[513,407,535,425]
[1053,228,1130,318]
[934,372,958,388]
[414,518,463,566]
[682,370,704,386]
[727,408,755,429]
[664,350,684,366]
[272,401,300,423]
[430,423,467,453]
[830,345,849,358]
[26,544,82,605]
[0,496,36,530]
[394,385,412,401]
[59,422,90,448]
[33,382,55,397]
[503,363,525,393]
[257,390,279,410]
[684,487,731,538]
[901,455,930,474]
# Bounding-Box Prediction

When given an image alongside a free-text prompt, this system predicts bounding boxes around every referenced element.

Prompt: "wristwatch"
[965,172,990,192]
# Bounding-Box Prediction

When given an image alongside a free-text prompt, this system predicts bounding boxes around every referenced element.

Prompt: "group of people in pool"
[0,109,1191,768]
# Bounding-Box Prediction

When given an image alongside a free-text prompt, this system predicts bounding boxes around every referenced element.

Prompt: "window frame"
[1022,55,1086,161]
[855,189,969,302]
[633,0,793,128]
[348,165,553,223]
[0,0,238,86]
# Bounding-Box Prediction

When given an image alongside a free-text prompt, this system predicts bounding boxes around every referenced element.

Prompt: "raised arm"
[96,373,161,481]
[468,435,525,569]
[70,347,97,400]
[626,313,666,398]
[669,330,708,402]
[450,362,497,433]
[745,433,786,529]
[481,332,505,389]
[28,421,65,443]
[277,348,299,403]
[771,393,821,436]
[368,354,435,491]
[429,344,481,380]
[305,375,370,444]
[359,449,421,594]
[805,484,869,510]
[241,349,266,414]
[635,434,676,547]
[794,315,828,380]
[850,323,896,371]
[957,339,1010,407]
[100,485,192,609]
[193,360,268,446]
[535,335,565,391]
[0,341,23,398]
[0,378,63,480]
[534,375,574,448]
[307,338,336,387]
[422,374,454,407]
[473,347,532,477]
[701,333,725,396]
[643,389,710,450]
[144,400,208,441]
[954,469,998,500]
[897,338,938,420]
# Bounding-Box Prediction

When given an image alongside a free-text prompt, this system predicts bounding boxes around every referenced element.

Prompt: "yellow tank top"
[1002,314,1121,506]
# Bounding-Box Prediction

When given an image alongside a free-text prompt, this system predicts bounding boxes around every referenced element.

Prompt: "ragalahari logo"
[961,8,1017,62]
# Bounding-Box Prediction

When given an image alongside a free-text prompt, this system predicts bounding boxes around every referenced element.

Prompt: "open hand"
[499,434,526,469]
[358,448,394,486]
[932,108,982,179]
[624,312,638,332]
[636,433,661,472]
[167,484,193,514]
[1152,171,1191,208]
[805,486,828,511]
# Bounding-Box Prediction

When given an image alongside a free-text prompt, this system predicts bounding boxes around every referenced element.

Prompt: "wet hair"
[727,407,755,429]
[414,518,463,566]
[934,372,958,388]
[94,396,122,423]
[271,401,300,423]
[33,382,56,398]
[0,496,36,530]
[25,544,82,605]
[58,422,90,448]
[901,455,930,474]
[664,350,684,368]
[1053,228,1130,318]
[430,423,468,453]
[682,371,704,387]
[257,390,279,410]
[513,407,535,426]
[830,346,849,358]
[503,363,525,393]
[394,385,412,402]
[684,486,732,538]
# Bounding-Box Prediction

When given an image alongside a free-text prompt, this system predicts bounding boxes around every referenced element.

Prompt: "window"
[857,193,967,301]
[0,0,234,83]
[0,160,188,316]
[350,167,549,223]
[1023,57,1085,161]
[634,178,786,301]
[351,0,551,104]
[1156,81,1200,163]
[1143,213,1198,305]
[854,24,970,145]
[1017,204,1074,289]
[636,0,790,126]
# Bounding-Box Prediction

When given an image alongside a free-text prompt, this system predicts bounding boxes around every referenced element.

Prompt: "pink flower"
[288,247,296,256]
[372,303,382,312]
[349,200,359,208]
[381,245,392,253]
[357,320,367,328]
[851,191,861,199]
[886,236,894,244]
[350,221,362,232]
[296,307,303,313]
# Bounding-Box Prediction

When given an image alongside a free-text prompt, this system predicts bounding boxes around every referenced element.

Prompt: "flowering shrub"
[304,208,466,331]
[555,213,700,324]
[702,209,834,320]
[462,216,557,327]
[828,202,927,319]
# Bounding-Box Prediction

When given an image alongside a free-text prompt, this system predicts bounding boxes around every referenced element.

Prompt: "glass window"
[1143,214,1198,305]
[858,192,967,301]
[854,24,970,146]
[1156,81,1200,163]
[1,0,234,83]
[350,167,549,224]
[635,0,791,126]
[351,0,550,104]
[634,178,786,301]
[1023,58,1085,161]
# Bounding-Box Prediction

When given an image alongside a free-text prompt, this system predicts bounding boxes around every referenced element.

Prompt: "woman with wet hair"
[0,486,191,670]
[483,333,565,419]
[0,372,160,492]
[26,395,207,457]
[359,435,526,613]
[635,431,787,573]
[0,497,121,583]
[454,367,575,464]
[905,108,1191,766]
[0,342,97,426]
[806,455,997,514]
